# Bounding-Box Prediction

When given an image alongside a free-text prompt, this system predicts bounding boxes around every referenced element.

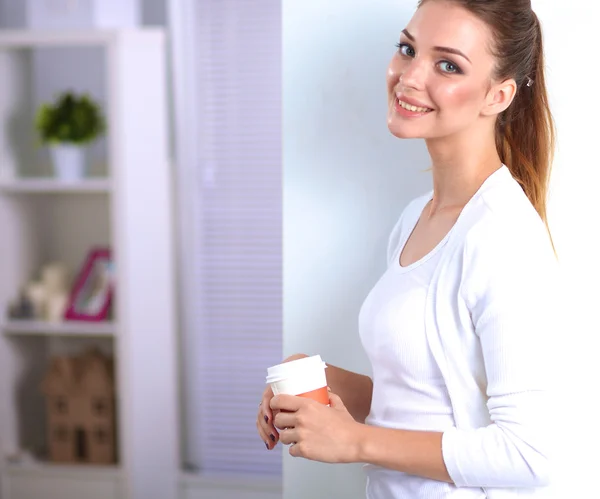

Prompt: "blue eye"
[438,61,461,74]
[395,42,415,58]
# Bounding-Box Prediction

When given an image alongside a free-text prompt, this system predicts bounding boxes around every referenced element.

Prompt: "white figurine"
[24,262,71,322]
[41,263,69,293]
[25,281,47,319]
[46,293,70,323]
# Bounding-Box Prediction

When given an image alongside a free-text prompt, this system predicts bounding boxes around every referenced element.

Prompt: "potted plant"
[35,91,106,181]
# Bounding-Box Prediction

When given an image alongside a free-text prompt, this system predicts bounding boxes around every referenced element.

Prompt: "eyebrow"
[401,29,472,64]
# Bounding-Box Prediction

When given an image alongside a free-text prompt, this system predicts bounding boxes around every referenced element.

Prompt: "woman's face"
[387,0,500,140]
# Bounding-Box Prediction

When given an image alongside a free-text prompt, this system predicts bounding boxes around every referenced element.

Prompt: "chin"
[387,121,427,139]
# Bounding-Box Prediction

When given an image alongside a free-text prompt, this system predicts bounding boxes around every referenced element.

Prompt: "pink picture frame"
[64,248,114,322]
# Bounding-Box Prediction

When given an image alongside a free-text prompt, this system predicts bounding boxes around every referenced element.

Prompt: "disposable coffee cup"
[266,355,329,405]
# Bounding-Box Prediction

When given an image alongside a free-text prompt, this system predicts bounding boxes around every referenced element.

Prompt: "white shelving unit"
[4,462,123,499]
[2,320,116,337]
[0,29,179,499]
[0,178,112,194]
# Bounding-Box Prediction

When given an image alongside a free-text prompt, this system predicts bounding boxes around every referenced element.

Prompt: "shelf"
[2,319,116,337]
[4,460,122,479]
[0,28,164,49]
[0,178,111,194]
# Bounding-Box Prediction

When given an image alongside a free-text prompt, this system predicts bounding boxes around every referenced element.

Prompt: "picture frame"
[64,248,114,322]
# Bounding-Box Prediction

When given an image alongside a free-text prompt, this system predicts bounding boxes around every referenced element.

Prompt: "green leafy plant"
[35,91,106,146]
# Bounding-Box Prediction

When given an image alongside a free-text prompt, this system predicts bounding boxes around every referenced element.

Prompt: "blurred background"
[0,0,597,499]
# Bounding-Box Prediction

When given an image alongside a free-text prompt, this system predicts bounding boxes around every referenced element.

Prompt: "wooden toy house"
[41,349,116,464]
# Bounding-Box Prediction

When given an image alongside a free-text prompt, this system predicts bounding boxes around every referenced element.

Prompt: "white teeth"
[398,99,431,113]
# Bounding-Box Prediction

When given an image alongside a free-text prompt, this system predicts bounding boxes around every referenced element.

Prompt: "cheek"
[432,81,484,112]
[386,55,402,92]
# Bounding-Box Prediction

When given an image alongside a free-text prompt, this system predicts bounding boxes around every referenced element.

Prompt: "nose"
[399,59,427,91]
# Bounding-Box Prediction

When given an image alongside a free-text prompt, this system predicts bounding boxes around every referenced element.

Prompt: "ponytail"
[496,14,555,229]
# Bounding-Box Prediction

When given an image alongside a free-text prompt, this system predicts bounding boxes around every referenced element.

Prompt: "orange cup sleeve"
[296,385,329,405]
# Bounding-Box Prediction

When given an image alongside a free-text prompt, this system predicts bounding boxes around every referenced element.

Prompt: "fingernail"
[270,434,276,442]
[265,442,269,450]
[264,415,269,423]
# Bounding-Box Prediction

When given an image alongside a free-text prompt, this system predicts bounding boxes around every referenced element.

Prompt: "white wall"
[284,0,600,498]
[534,1,600,498]
[283,1,430,498]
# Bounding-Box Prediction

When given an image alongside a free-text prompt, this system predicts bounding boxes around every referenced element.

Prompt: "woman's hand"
[257,384,279,450]
[257,353,308,450]
[270,391,361,463]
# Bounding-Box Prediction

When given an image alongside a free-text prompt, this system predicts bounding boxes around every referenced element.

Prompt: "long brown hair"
[419,0,555,228]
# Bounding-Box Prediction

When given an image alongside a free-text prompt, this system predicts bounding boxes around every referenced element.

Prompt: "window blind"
[180,0,283,476]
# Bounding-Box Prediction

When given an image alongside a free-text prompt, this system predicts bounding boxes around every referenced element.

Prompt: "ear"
[482,78,517,117]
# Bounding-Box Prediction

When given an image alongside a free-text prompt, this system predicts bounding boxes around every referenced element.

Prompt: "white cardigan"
[386,166,559,498]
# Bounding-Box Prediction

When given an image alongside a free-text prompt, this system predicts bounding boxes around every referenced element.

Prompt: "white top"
[359,166,560,499]
[360,197,485,499]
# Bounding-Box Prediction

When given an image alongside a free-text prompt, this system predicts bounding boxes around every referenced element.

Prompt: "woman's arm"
[354,427,451,483]
[272,391,450,483]
[287,354,373,423]
[325,364,373,424]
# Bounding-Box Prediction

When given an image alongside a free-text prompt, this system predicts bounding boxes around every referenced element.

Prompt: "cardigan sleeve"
[441,214,561,489]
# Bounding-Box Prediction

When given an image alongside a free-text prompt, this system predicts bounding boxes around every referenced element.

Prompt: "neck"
[424,122,502,216]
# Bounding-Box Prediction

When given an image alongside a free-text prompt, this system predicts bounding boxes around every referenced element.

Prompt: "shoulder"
[386,191,432,265]
[463,172,553,264]
[455,170,558,299]
[454,174,563,354]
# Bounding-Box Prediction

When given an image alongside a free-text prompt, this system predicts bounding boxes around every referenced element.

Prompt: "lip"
[395,94,434,110]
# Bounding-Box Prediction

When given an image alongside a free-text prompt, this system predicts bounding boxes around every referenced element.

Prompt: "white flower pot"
[50,145,86,182]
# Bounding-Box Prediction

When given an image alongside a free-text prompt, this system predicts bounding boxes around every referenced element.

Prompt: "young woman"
[257,0,558,497]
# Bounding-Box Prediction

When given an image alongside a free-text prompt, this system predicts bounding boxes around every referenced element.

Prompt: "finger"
[273,410,296,430]
[289,442,304,458]
[259,398,280,436]
[260,392,275,423]
[256,420,276,450]
[279,427,299,446]
[328,392,345,409]
[270,394,304,412]
[258,407,280,443]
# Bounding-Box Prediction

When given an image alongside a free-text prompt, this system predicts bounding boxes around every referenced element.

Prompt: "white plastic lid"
[266,355,327,384]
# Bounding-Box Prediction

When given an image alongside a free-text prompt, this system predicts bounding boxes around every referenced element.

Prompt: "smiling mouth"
[396,98,434,113]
